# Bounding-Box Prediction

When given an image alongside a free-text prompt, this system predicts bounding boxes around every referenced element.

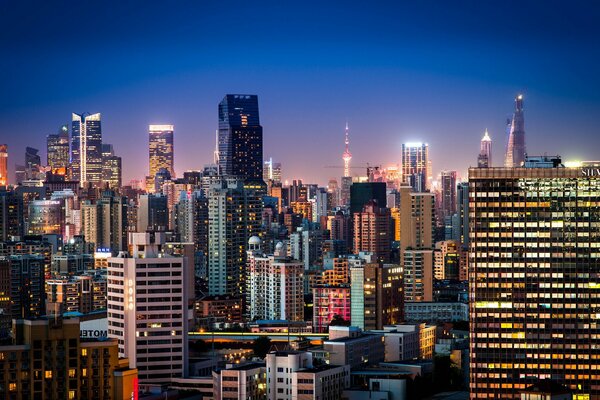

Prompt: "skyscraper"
[72,112,103,186]
[0,145,6,187]
[218,94,263,182]
[401,142,430,192]
[504,94,526,167]
[342,122,352,178]
[439,170,457,223]
[47,125,70,172]
[352,201,392,263]
[477,129,492,168]
[207,177,262,297]
[108,232,188,385]
[470,156,600,397]
[148,124,175,185]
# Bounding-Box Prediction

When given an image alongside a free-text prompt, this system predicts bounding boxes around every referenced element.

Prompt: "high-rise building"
[0,144,7,187]
[401,142,430,192]
[137,194,168,232]
[263,157,282,183]
[312,284,351,333]
[469,157,600,397]
[101,143,122,189]
[353,201,392,263]
[47,125,70,173]
[7,254,46,320]
[457,182,469,246]
[0,189,23,240]
[148,125,175,187]
[504,94,526,167]
[207,177,262,297]
[399,185,435,302]
[108,232,188,386]
[72,112,102,186]
[247,238,304,321]
[81,191,128,254]
[350,181,387,214]
[477,129,492,168]
[218,94,263,182]
[350,262,403,331]
[439,170,457,224]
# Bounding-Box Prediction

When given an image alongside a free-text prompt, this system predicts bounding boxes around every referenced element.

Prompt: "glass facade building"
[401,142,430,192]
[218,94,263,183]
[148,124,175,181]
[469,159,600,398]
[71,112,103,186]
[46,125,70,172]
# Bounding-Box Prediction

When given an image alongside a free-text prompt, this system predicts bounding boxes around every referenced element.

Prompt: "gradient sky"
[1,0,600,185]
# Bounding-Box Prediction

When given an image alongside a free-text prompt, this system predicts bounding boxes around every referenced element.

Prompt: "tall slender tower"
[342,122,352,178]
[477,129,492,168]
[504,94,526,167]
[72,112,103,186]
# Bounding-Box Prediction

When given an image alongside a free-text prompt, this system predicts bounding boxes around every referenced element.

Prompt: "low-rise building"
[323,327,385,369]
[404,302,468,323]
[213,362,266,400]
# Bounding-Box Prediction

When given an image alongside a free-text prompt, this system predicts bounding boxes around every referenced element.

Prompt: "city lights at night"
[1,1,600,399]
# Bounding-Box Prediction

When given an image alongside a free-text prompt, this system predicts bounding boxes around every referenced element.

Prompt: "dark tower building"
[218,95,263,183]
[71,112,103,186]
[350,182,387,215]
[504,94,526,167]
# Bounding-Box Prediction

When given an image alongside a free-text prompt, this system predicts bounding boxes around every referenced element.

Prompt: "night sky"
[1,1,600,185]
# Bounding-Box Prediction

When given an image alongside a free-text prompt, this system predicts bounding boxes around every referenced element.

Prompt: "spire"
[482,128,491,142]
[342,122,352,177]
[504,94,526,167]
[213,129,219,164]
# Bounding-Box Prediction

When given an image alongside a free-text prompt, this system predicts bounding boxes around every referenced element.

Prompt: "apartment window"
[45,370,52,379]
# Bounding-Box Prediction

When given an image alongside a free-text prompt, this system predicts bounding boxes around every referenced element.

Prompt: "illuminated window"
[45,370,53,379]
[82,368,87,377]
[9,383,16,391]
[69,369,76,378]
[81,349,87,356]
[69,391,76,399]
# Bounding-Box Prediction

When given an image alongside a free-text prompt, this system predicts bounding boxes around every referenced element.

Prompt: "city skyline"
[2,2,600,185]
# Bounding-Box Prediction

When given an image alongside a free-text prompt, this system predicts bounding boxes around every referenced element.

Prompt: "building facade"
[469,160,600,397]
[72,112,103,186]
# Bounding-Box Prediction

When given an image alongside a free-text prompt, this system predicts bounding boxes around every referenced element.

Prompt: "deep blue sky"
[1,0,599,185]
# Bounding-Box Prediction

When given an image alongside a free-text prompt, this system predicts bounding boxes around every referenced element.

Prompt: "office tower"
[0,144,7,186]
[350,181,387,214]
[7,254,46,319]
[101,143,122,189]
[314,187,328,222]
[401,142,430,192]
[504,94,526,167]
[0,189,24,240]
[477,129,492,168]
[81,192,128,254]
[312,285,351,333]
[218,94,263,182]
[148,124,175,187]
[174,190,209,256]
[433,240,465,280]
[289,226,326,270]
[350,262,403,330]
[137,194,168,232]
[207,177,262,297]
[469,156,600,397]
[26,199,65,237]
[399,185,435,302]
[71,112,103,186]
[353,201,391,263]
[439,170,457,223]
[46,125,70,172]
[328,210,351,248]
[263,157,282,183]
[108,232,188,385]
[0,317,137,400]
[247,238,304,321]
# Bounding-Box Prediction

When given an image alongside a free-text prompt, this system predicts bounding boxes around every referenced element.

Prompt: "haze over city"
[2,1,600,184]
